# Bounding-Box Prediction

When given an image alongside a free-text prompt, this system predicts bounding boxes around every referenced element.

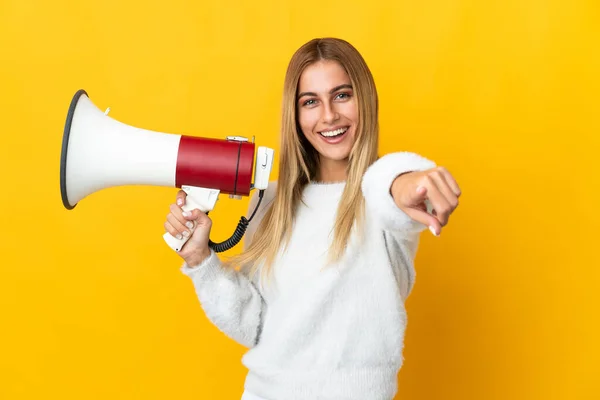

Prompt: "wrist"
[185,248,212,267]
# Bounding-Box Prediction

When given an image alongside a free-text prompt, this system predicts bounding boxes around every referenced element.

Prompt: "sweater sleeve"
[179,187,274,348]
[361,151,437,235]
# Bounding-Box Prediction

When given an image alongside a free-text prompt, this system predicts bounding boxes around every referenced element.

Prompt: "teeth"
[320,127,348,137]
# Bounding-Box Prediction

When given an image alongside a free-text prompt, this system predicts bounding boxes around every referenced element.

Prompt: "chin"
[319,148,352,162]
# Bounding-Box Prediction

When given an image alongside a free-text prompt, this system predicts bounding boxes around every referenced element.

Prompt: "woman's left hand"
[391,167,461,236]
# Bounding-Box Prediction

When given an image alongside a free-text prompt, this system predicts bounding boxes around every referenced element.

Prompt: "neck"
[316,157,348,183]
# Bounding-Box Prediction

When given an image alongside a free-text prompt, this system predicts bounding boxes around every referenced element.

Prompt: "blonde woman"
[164,38,461,400]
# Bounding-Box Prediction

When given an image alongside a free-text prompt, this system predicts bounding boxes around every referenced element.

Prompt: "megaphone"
[60,89,274,253]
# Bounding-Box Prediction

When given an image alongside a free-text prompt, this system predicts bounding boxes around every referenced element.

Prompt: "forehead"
[298,60,351,92]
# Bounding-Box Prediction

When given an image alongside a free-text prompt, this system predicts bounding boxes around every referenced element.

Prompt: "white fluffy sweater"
[181,152,436,400]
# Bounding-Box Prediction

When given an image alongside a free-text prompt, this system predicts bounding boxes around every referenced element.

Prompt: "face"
[297,60,358,168]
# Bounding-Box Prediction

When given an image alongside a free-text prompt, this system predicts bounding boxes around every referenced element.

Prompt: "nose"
[321,102,340,124]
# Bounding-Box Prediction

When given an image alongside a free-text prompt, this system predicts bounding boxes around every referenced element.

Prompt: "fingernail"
[182,211,191,218]
[177,199,183,206]
[429,226,439,237]
[186,221,194,229]
[176,233,183,240]
[182,231,190,237]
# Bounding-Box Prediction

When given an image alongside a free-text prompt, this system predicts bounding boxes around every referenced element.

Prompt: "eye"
[302,99,317,106]
[335,92,352,100]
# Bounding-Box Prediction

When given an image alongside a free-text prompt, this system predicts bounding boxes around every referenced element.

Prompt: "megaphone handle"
[163,186,220,252]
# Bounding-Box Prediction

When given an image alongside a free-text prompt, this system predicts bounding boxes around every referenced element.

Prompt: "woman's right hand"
[164,189,213,266]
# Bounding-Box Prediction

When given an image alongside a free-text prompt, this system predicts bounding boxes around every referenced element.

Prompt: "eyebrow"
[297,84,353,99]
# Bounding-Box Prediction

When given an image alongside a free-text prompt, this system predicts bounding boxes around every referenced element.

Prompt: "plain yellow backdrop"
[1,0,598,399]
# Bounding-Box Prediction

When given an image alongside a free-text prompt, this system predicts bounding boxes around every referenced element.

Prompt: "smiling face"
[296,60,359,181]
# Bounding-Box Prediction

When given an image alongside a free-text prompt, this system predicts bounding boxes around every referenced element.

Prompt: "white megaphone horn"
[60,89,275,253]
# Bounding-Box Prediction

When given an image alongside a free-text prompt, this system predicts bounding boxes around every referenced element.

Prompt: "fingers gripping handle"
[163,186,220,252]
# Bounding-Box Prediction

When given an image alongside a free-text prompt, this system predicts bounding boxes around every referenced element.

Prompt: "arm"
[361,152,437,300]
[362,152,461,299]
[179,189,272,348]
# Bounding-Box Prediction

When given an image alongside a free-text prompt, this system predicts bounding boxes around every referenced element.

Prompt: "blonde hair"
[227,37,379,277]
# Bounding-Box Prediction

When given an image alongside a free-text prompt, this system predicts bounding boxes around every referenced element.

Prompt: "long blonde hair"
[228,37,379,277]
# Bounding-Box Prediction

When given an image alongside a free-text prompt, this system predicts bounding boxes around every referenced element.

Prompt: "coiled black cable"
[208,189,265,253]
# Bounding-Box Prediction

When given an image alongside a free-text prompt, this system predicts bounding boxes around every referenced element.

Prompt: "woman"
[164,38,461,400]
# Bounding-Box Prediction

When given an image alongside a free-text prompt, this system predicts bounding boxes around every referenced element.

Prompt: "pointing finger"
[404,207,442,236]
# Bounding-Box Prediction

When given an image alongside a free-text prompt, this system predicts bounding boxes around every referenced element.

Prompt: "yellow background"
[1,0,598,399]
